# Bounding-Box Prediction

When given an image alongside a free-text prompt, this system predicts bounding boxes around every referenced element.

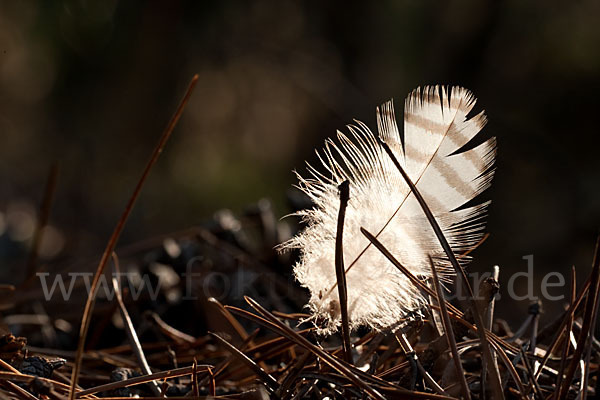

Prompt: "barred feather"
[280,86,496,333]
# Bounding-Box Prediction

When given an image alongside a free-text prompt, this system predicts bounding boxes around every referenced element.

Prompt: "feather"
[280,86,496,333]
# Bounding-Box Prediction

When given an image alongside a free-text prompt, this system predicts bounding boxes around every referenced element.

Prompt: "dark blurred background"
[1,1,599,323]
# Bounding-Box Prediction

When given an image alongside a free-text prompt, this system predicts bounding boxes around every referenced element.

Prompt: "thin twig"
[207,297,250,343]
[535,273,591,381]
[0,361,20,375]
[207,367,215,397]
[395,330,449,396]
[0,372,82,395]
[335,180,353,364]
[209,332,280,393]
[276,350,311,398]
[360,227,463,316]
[555,266,576,397]
[582,264,600,400]
[487,265,499,330]
[486,339,527,396]
[191,359,199,398]
[481,265,500,399]
[111,253,161,396]
[233,299,387,400]
[429,256,471,400]
[234,299,453,400]
[379,138,505,400]
[3,380,38,400]
[74,366,210,397]
[557,236,600,399]
[519,348,543,399]
[67,74,198,400]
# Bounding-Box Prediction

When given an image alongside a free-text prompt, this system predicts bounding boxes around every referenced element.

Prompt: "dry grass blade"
[519,348,543,399]
[67,74,199,400]
[557,236,600,399]
[536,272,591,345]
[0,361,20,375]
[97,398,240,400]
[373,386,455,400]
[0,372,80,394]
[395,333,417,390]
[379,138,504,400]
[111,254,161,396]
[191,359,199,397]
[248,339,301,365]
[207,297,250,343]
[207,367,216,397]
[233,304,454,399]
[534,273,591,381]
[395,330,449,396]
[209,332,280,393]
[583,265,600,399]
[376,360,410,378]
[335,180,353,364]
[244,329,312,356]
[3,380,39,400]
[232,298,387,400]
[238,298,456,399]
[360,227,462,316]
[74,366,210,398]
[428,304,521,357]
[225,306,284,337]
[486,340,526,397]
[206,297,270,375]
[276,351,312,398]
[554,266,576,396]
[91,398,203,400]
[428,256,471,400]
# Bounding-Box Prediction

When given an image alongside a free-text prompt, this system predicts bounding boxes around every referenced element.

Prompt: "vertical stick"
[429,256,471,400]
[487,267,499,327]
[481,265,499,399]
[335,180,353,364]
